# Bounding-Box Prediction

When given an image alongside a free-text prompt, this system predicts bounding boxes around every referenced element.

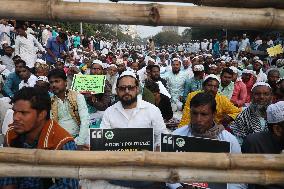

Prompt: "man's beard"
[250,103,270,116]
[118,94,138,106]
[172,69,180,74]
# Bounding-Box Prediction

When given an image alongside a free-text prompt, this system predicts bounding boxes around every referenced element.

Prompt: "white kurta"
[15,34,44,68]
[0,24,14,47]
[100,98,169,146]
[18,74,38,89]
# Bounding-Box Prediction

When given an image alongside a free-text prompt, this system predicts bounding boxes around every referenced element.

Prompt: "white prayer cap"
[253,56,260,61]
[209,64,217,68]
[241,57,248,61]
[119,70,137,80]
[242,69,255,75]
[251,82,271,92]
[221,55,227,61]
[37,76,49,83]
[276,59,284,67]
[148,57,155,63]
[229,66,238,74]
[172,58,182,63]
[75,55,81,60]
[0,64,6,73]
[183,57,189,61]
[36,59,46,64]
[46,25,50,28]
[108,64,117,69]
[225,57,232,62]
[204,74,220,83]
[116,59,124,65]
[92,59,103,67]
[255,60,263,65]
[193,64,204,72]
[267,101,284,124]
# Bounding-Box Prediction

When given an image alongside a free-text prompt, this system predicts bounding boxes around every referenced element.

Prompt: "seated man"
[169,93,245,189]
[242,101,284,189]
[90,71,168,189]
[0,87,78,188]
[231,82,272,145]
[18,66,38,89]
[2,59,25,98]
[144,80,173,121]
[179,74,241,128]
[48,69,90,149]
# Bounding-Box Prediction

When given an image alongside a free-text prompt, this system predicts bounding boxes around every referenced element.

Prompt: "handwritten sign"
[71,74,106,94]
[161,134,230,189]
[267,44,283,57]
[89,128,154,151]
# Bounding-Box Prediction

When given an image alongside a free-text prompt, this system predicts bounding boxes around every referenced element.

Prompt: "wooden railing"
[0,148,283,184]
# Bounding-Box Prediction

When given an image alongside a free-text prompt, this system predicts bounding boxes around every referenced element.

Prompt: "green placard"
[71,74,106,94]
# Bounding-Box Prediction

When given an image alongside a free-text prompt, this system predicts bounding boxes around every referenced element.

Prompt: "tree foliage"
[49,22,134,42]
[153,31,182,46]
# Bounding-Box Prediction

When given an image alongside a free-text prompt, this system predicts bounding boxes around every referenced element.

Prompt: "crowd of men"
[0,19,283,189]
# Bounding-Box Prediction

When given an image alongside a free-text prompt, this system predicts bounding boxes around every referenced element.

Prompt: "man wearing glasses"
[101,70,168,147]
[97,70,168,188]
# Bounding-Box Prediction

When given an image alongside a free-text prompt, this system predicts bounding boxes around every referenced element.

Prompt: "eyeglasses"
[117,85,137,92]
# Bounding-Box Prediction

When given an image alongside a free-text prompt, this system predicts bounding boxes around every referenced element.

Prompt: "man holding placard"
[89,70,168,189]
[168,93,246,189]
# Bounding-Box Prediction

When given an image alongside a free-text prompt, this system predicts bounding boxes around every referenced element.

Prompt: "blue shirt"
[0,141,79,189]
[229,40,238,52]
[183,77,203,101]
[46,37,68,64]
[3,72,21,97]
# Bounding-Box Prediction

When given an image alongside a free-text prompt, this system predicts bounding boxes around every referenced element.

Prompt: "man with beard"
[183,64,204,102]
[3,59,25,98]
[253,59,267,82]
[163,58,187,110]
[48,69,90,149]
[231,82,272,145]
[98,70,168,189]
[266,69,280,99]
[85,60,111,114]
[168,93,245,189]
[148,64,168,89]
[179,74,240,128]
[101,70,167,144]
[219,68,235,99]
[242,101,284,189]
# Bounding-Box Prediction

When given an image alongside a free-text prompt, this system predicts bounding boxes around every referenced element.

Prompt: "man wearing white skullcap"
[231,82,272,145]
[183,64,204,101]
[253,59,267,82]
[163,57,187,109]
[242,101,284,189]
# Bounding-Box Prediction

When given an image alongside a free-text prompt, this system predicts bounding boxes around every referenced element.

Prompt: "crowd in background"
[0,19,283,189]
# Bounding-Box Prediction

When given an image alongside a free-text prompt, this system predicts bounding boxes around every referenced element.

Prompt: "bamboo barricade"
[0,148,284,184]
[110,0,284,9]
[1,0,284,30]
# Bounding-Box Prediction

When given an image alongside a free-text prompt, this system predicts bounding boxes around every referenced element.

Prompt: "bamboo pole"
[0,163,283,184]
[0,0,284,30]
[0,148,284,170]
[110,0,284,9]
